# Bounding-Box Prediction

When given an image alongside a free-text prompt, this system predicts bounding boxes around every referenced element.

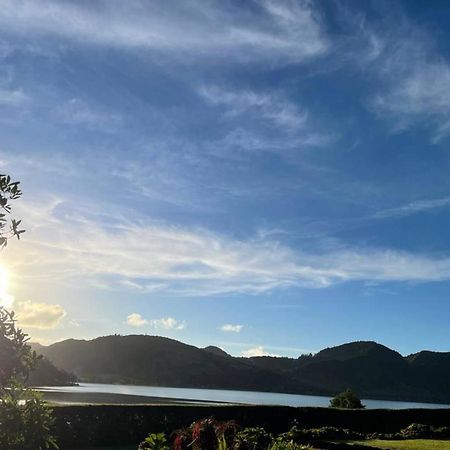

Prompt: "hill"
[36,335,310,392]
[26,343,77,386]
[27,356,77,386]
[37,336,450,403]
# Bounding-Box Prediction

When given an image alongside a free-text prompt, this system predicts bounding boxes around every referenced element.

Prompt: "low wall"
[52,404,450,449]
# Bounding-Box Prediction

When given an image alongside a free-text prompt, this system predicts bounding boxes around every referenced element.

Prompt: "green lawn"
[351,440,450,450]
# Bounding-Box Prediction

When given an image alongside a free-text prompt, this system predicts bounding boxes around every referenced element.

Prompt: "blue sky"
[0,0,450,357]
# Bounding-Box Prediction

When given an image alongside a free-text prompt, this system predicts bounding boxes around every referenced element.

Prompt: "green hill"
[36,336,450,403]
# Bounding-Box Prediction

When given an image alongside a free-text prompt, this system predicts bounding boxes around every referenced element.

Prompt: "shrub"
[234,427,272,450]
[171,428,191,450]
[279,425,364,443]
[138,433,169,450]
[432,426,450,438]
[269,438,312,450]
[399,423,431,439]
[191,417,218,450]
[329,389,365,409]
[215,420,240,448]
[0,382,57,450]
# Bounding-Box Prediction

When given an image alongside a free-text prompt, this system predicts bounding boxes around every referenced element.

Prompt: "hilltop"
[36,336,450,403]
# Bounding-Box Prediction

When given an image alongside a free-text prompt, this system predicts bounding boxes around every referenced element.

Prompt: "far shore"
[40,390,236,406]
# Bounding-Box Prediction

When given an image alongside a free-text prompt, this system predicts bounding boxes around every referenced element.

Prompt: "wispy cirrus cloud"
[10,195,450,299]
[198,86,335,160]
[0,0,327,65]
[365,17,450,141]
[373,197,450,219]
[53,98,122,133]
[200,86,307,131]
[0,88,28,107]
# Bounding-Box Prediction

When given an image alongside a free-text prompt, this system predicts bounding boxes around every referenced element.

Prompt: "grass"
[350,439,450,450]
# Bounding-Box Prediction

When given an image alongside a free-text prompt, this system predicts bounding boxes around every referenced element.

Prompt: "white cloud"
[150,317,186,330]
[221,324,243,333]
[14,300,66,329]
[374,61,450,141]
[0,0,327,65]
[374,197,450,219]
[0,88,28,106]
[10,197,450,298]
[200,86,307,130]
[125,313,185,330]
[125,313,148,327]
[367,21,450,141]
[241,346,280,357]
[53,98,121,132]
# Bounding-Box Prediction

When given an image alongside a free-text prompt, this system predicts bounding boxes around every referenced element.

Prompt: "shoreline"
[41,390,235,406]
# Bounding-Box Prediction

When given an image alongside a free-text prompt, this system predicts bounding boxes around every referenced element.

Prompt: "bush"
[171,428,191,450]
[269,438,312,450]
[399,423,432,439]
[191,417,218,450]
[432,426,450,439]
[0,383,57,450]
[0,306,58,450]
[330,389,365,409]
[215,420,240,448]
[138,433,169,450]
[234,427,272,450]
[279,425,364,444]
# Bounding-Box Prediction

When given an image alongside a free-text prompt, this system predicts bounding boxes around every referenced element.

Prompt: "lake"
[39,383,450,409]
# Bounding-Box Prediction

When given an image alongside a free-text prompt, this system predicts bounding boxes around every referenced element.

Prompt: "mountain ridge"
[35,336,450,404]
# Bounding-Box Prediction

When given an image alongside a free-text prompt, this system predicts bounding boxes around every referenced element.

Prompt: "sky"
[0,0,450,358]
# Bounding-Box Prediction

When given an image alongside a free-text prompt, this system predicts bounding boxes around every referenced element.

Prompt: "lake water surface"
[39,382,450,409]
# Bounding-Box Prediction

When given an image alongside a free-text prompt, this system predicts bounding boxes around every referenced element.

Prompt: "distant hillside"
[36,335,311,393]
[27,343,77,386]
[27,356,77,386]
[203,346,231,358]
[37,336,450,403]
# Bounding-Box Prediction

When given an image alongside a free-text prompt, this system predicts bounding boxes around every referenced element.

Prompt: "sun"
[0,264,13,308]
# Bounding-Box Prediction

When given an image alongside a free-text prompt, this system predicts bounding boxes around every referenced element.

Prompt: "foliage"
[269,439,312,450]
[0,174,25,248]
[399,423,432,439]
[172,428,191,450]
[280,425,364,443]
[330,388,365,409]
[234,427,272,450]
[138,418,450,450]
[191,417,218,450]
[431,427,450,439]
[0,173,58,449]
[0,307,40,387]
[138,433,169,450]
[0,381,57,450]
[216,420,240,448]
[368,423,450,441]
[0,310,58,449]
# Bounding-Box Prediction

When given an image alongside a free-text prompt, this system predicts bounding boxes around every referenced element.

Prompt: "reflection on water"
[38,383,450,409]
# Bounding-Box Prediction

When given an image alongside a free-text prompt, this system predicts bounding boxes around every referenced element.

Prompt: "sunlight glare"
[0,264,14,308]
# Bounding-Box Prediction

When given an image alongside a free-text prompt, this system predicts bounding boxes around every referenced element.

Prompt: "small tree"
[0,174,58,449]
[329,389,365,409]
